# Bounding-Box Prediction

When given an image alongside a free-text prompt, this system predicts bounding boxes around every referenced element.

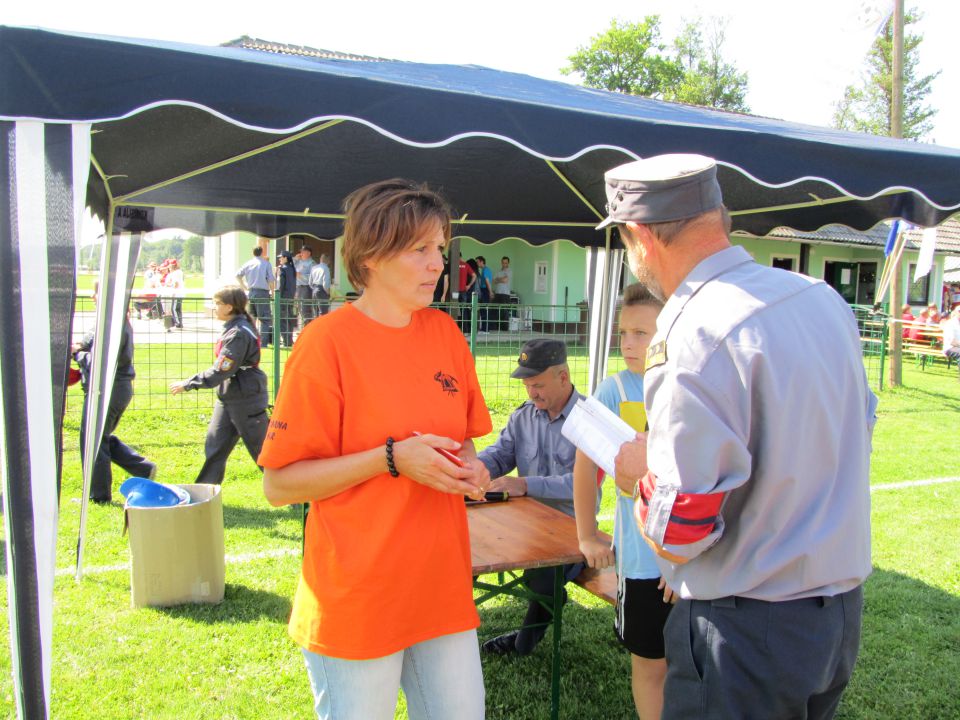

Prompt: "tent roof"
[3,25,960,243]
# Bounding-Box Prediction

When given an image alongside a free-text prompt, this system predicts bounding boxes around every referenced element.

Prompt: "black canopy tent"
[3,25,960,719]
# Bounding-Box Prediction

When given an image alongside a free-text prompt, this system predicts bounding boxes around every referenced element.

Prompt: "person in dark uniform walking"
[73,281,157,504]
[170,285,269,485]
[276,250,297,347]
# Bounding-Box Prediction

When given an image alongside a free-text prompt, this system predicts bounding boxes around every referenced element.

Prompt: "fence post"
[273,291,281,401]
[469,292,478,350]
[878,314,888,392]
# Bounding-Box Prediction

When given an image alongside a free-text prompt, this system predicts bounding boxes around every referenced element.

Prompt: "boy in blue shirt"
[573,283,674,720]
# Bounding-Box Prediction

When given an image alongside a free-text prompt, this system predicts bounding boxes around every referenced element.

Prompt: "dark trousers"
[946,347,960,376]
[662,585,864,720]
[478,289,490,331]
[515,562,583,654]
[494,293,511,331]
[296,285,314,326]
[312,287,330,316]
[79,380,154,502]
[169,297,183,328]
[195,397,269,485]
[247,288,272,346]
[278,295,296,347]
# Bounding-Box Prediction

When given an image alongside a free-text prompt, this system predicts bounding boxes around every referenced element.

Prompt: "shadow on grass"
[478,594,634,720]
[477,569,960,720]
[839,567,960,720]
[156,582,291,625]
[222,502,303,541]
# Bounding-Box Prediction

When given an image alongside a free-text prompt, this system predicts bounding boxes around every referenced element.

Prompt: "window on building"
[907,264,930,305]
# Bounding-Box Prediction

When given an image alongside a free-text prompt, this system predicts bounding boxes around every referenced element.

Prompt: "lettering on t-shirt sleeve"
[265,418,288,442]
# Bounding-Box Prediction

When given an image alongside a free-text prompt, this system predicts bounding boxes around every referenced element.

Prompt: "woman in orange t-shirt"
[260,179,492,720]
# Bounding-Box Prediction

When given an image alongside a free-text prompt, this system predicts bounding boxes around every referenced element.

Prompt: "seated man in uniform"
[478,338,596,655]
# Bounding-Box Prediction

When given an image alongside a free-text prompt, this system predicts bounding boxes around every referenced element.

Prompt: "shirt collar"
[656,245,753,337]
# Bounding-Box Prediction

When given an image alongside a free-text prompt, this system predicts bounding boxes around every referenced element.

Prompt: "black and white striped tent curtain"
[586,237,625,394]
[0,120,89,720]
[75,227,143,579]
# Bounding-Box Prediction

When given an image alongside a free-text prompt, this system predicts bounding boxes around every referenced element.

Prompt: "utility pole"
[887,0,905,387]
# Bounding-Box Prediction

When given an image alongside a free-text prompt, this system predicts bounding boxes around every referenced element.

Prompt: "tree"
[563,16,749,112]
[833,8,939,140]
[666,18,749,112]
[562,17,680,98]
[182,235,204,272]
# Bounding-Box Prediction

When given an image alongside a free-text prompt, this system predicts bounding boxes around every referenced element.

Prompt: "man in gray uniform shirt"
[601,154,877,720]
[294,245,316,326]
[478,338,595,656]
[235,245,275,347]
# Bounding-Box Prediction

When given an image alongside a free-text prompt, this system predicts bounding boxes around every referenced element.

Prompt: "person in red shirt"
[901,304,915,340]
[259,179,491,720]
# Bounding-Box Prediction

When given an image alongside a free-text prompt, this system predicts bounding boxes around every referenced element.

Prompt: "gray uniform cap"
[596,154,723,229]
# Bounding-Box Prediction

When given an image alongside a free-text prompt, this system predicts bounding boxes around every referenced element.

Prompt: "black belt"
[707,594,838,608]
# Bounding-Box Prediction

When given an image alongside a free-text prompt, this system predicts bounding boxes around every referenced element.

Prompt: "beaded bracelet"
[385,437,399,477]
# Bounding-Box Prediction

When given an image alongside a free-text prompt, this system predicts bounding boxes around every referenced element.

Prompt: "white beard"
[628,253,666,303]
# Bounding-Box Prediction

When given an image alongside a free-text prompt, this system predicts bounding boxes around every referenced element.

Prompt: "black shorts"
[614,576,673,659]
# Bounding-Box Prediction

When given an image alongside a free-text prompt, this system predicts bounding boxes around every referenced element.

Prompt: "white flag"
[913,227,938,282]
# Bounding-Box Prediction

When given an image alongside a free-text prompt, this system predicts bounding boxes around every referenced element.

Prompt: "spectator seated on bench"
[900,319,952,370]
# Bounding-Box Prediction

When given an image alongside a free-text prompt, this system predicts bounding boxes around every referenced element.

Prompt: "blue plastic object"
[120,477,190,508]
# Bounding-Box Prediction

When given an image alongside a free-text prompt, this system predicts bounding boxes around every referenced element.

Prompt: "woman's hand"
[579,534,615,569]
[169,381,187,395]
[393,434,489,498]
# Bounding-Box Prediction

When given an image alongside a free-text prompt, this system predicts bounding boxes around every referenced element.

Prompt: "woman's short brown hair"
[341,179,453,290]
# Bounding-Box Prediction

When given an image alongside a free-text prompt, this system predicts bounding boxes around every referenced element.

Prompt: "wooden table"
[467,497,584,720]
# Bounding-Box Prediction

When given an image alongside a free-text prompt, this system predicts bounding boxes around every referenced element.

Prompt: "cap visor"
[595,216,615,230]
[510,366,543,379]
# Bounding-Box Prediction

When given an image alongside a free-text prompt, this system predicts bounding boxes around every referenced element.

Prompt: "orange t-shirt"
[258,304,492,659]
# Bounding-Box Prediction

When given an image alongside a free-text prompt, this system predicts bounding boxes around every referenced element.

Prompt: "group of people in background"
[235,245,332,348]
[900,301,960,374]
[134,257,185,330]
[434,254,513,333]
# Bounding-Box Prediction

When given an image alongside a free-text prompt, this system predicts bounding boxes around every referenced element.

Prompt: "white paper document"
[561,397,639,478]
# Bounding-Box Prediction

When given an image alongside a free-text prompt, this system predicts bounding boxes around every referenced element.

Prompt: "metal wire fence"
[851,304,889,391]
[68,295,614,417]
[69,296,881,416]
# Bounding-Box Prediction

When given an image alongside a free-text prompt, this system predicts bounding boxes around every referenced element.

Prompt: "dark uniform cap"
[511,338,568,379]
[596,153,723,229]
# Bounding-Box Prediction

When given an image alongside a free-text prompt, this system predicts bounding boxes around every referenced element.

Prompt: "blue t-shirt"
[593,369,661,580]
[480,267,493,299]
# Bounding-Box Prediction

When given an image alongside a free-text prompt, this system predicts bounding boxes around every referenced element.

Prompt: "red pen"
[412,431,465,467]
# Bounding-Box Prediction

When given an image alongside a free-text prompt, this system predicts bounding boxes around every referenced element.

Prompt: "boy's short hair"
[341,179,452,290]
[622,282,664,309]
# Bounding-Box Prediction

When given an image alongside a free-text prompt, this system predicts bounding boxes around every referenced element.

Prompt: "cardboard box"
[126,483,225,608]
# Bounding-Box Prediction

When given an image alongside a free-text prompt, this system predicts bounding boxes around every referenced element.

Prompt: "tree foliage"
[833,8,939,140]
[665,19,749,112]
[562,16,749,112]
[562,17,678,97]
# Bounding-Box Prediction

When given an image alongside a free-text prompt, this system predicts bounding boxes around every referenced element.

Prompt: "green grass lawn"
[1,361,958,719]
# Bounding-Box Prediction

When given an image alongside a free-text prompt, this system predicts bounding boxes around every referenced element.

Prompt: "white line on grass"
[871,477,960,492]
[50,477,960,577]
[54,547,299,577]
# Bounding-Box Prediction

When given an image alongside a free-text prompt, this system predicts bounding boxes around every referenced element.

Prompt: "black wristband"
[385,437,399,477]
